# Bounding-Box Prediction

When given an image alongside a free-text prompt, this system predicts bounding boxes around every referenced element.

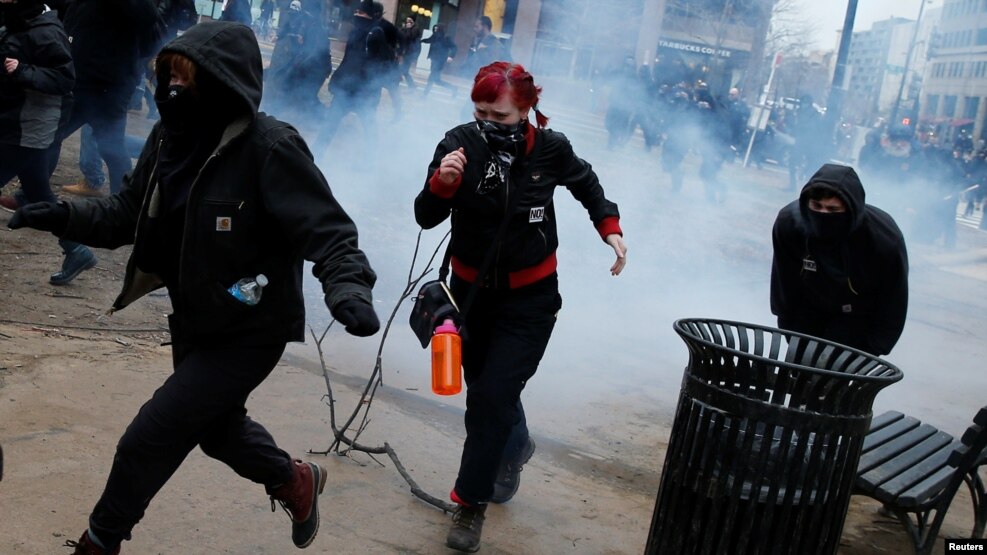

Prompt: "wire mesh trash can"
[645,319,903,555]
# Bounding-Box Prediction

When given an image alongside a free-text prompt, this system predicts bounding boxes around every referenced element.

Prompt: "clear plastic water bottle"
[228,274,268,306]
[431,318,462,395]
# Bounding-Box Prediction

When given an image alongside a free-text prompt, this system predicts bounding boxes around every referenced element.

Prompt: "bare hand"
[4,58,19,74]
[438,147,466,185]
[606,234,627,276]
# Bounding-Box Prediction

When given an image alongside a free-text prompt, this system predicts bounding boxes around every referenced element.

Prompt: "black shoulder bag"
[409,136,541,348]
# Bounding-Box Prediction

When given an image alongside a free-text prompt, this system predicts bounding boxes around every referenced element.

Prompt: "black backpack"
[365,24,395,64]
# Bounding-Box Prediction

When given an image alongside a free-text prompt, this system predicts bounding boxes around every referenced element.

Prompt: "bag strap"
[454,131,543,320]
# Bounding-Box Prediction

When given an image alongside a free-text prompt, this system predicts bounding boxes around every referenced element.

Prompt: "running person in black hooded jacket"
[771,163,908,356]
[9,21,380,554]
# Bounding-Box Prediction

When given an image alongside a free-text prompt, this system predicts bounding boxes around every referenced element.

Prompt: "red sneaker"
[0,195,19,212]
[64,530,120,554]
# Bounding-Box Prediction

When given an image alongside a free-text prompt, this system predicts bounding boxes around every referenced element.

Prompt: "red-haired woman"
[415,61,627,553]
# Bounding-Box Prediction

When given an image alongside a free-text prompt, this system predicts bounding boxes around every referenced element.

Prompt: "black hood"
[157,21,262,116]
[798,163,867,233]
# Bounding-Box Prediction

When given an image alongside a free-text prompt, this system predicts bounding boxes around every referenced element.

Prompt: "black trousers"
[0,144,83,256]
[88,338,294,546]
[450,274,562,505]
[48,84,135,194]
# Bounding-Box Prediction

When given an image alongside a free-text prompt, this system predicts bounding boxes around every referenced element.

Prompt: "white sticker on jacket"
[216,217,232,232]
[529,207,545,223]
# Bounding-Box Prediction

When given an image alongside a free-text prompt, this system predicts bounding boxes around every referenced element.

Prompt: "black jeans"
[88,338,293,546]
[0,144,84,255]
[450,274,562,505]
[49,84,135,194]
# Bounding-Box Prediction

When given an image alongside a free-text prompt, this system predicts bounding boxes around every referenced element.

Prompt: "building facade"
[320,0,774,104]
[844,17,917,125]
[921,0,987,143]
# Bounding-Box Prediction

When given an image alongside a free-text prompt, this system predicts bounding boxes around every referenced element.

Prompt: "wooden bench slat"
[856,436,956,498]
[857,424,938,475]
[862,416,920,452]
[867,411,904,434]
[892,465,957,508]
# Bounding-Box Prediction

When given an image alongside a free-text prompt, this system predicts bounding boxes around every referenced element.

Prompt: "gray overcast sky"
[803,0,943,49]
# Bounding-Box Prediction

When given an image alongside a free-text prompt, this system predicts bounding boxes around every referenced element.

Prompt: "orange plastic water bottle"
[431,318,462,395]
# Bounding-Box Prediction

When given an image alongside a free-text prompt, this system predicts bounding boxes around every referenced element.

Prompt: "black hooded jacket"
[415,122,621,288]
[770,164,908,355]
[0,10,74,149]
[58,22,377,344]
[60,0,158,90]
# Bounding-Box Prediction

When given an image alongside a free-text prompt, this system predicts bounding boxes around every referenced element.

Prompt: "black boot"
[269,459,328,549]
[64,530,120,555]
[446,502,487,553]
[491,437,536,504]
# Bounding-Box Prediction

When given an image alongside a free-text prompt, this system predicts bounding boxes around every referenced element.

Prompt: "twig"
[310,229,456,511]
[385,442,456,513]
[0,318,167,333]
[47,292,85,299]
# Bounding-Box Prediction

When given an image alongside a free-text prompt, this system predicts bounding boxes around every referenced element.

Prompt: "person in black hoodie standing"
[771,163,908,356]
[9,22,380,554]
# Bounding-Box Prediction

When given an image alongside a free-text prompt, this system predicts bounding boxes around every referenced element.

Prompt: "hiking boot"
[269,459,328,549]
[62,182,105,197]
[64,530,120,555]
[490,437,536,504]
[50,245,97,285]
[446,503,486,553]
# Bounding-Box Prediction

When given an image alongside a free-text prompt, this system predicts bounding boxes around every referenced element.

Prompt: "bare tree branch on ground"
[307,229,457,514]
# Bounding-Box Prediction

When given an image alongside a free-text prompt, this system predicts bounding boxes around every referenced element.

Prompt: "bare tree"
[745,0,818,102]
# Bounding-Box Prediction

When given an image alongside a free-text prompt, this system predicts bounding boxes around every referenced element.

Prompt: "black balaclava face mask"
[155,84,205,135]
[805,210,852,241]
[476,118,527,156]
[1,1,44,30]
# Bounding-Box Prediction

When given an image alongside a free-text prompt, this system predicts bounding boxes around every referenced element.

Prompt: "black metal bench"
[853,407,987,554]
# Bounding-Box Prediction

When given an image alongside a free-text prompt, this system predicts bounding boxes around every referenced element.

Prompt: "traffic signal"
[902,117,911,126]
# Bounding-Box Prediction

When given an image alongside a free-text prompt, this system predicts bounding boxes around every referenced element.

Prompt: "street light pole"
[889,0,929,127]
[825,0,859,152]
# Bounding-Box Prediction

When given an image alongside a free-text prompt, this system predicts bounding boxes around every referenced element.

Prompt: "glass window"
[944,95,958,117]
[927,94,940,116]
[965,96,980,119]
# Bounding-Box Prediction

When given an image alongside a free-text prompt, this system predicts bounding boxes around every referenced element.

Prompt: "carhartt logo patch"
[216,217,232,232]
[802,258,817,272]
[529,207,545,223]
[842,304,853,313]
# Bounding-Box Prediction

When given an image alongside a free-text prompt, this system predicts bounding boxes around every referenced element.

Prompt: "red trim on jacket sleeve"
[428,169,461,199]
[596,216,622,240]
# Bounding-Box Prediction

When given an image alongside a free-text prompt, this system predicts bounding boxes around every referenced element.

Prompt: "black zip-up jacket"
[0,11,74,149]
[57,22,377,344]
[328,14,379,95]
[61,0,158,90]
[771,164,908,355]
[415,122,621,288]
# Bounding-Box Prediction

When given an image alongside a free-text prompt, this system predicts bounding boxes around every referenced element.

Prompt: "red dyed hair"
[155,52,198,94]
[470,61,549,128]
